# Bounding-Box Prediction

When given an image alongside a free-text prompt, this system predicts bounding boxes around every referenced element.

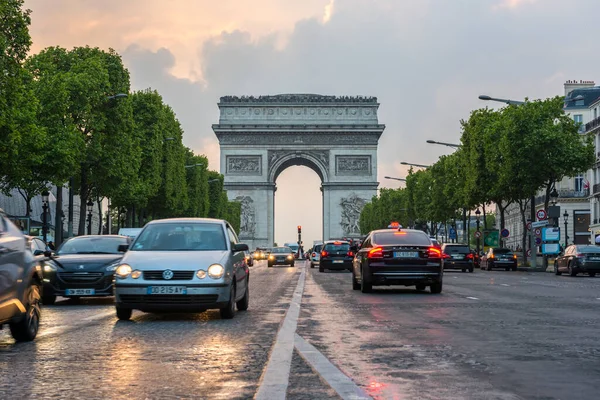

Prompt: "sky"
[24,0,600,246]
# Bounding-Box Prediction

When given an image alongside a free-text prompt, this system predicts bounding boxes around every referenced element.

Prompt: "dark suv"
[441,244,474,273]
[0,210,43,341]
[352,228,443,293]
[319,241,355,272]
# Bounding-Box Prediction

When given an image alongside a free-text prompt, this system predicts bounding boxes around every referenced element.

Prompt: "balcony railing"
[535,189,589,205]
[594,183,600,195]
[585,116,600,133]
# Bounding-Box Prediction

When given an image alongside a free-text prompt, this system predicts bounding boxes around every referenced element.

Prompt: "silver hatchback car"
[113,218,250,320]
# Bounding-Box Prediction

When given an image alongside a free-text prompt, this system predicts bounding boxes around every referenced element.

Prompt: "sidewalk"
[516,256,555,272]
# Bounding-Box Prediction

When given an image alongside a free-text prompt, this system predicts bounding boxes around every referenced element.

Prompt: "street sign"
[483,230,500,249]
[535,237,542,245]
[526,249,532,257]
[536,209,547,220]
[534,228,542,236]
[532,220,549,228]
[449,227,457,240]
[501,228,509,238]
[542,227,560,242]
[474,230,482,238]
[542,243,561,255]
[526,222,532,231]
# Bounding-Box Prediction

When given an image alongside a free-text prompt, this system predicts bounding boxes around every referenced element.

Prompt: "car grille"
[58,272,104,283]
[119,294,219,305]
[143,271,195,280]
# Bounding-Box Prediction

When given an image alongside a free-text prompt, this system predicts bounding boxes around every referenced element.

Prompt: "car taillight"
[368,247,383,258]
[577,253,585,258]
[321,250,328,258]
[467,253,473,259]
[428,247,442,258]
[490,254,494,259]
[442,253,451,259]
[347,251,354,257]
[312,252,316,257]
[513,254,517,259]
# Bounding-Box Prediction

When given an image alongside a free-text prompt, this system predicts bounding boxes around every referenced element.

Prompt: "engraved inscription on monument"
[336,156,371,176]
[226,156,262,175]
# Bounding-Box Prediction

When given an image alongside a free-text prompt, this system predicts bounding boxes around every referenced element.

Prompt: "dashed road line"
[466,296,479,300]
[295,334,371,400]
[255,265,306,399]
[501,284,510,287]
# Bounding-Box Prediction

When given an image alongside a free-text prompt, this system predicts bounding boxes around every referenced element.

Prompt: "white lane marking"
[255,265,306,400]
[37,310,114,339]
[295,334,371,400]
[466,296,479,300]
[501,284,510,287]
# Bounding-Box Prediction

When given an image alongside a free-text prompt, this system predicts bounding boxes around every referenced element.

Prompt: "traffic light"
[297,225,302,234]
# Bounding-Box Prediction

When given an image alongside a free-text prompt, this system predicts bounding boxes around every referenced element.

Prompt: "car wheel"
[430,281,443,294]
[589,272,596,277]
[310,262,314,269]
[461,268,466,273]
[291,263,295,267]
[505,267,510,271]
[360,267,372,293]
[220,284,236,319]
[415,284,426,291]
[236,279,249,311]
[319,265,324,273]
[511,266,517,271]
[568,263,577,277]
[9,283,41,342]
[42,294,56,305]
[352,272,360,290]
[268,262,273,268]
[116,307,132,321]
[554,264,562,275]
[469,267,474,273]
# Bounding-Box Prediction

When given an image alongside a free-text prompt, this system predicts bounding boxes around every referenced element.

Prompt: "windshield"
[57,237,128,255]
[493,248,513,254]
[314,244,323,252]
[272,247,292,253]
[324,243,350,251]
[286,244,299,251]
[444,245,470,254]
[373,231,432,246]
[131,222,227,251]
[576,245,600,253]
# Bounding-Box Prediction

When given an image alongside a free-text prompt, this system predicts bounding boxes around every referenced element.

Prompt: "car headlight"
[131,270,142,279]
[43,264,57,273]
[207,264,224,279]
[269,255,275,260]
[105,262,120,272]
[196,270,207,279]
[115,264,132,279]
[287,255,293,260]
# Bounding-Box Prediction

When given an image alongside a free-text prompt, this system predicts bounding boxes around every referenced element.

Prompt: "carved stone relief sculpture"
[227,156,261,175]
[235,196,256,237]
[336,156,371,175]
[340,195,367,236]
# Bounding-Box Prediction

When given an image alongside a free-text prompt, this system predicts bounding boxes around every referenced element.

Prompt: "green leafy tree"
[184,148,209,218]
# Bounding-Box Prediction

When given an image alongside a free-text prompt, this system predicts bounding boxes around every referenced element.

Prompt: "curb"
[517,267,553,272]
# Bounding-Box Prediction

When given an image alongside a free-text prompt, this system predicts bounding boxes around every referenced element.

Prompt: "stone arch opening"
[269,152,329,184]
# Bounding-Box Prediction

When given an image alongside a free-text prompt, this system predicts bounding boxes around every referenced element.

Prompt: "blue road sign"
[449,227,457,240]
[501,228,509,238]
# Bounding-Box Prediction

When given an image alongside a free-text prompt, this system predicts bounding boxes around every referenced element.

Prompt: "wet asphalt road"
[1,261,599,399]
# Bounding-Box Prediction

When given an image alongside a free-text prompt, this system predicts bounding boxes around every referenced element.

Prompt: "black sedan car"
[42,235,129,304]
[267,246,295,267]
[441,244,474,273]
[480,248,517,271]
[319,241,354,272]
[352,228,443,293]
[555,244,600,277]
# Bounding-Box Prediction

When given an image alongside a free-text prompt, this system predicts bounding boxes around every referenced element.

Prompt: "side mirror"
[233,243,249,252]
[33,249,44,256]
[43,250,53,258]
[117,244,129,252]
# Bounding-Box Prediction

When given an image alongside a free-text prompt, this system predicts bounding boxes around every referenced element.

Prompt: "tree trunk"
[483,205,488,230]
[55,186,63,246]
[97,199,102,235]
[518,198,529,263]
[78,168,88,236]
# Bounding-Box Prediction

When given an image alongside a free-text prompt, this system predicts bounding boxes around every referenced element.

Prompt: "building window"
[574,114,583,123]
[595,108,598,119]
[575,175,584,192]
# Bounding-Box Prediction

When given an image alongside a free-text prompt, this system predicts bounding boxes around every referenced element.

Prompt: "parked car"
[441,244,474,273]
[113,218,249,320]
[319,241,354,272]
[555,244,600,277]
[480,248,517,271]
[0,209,43,341]
[352,228,443,293]
[41,235,130,304]
[267,246,295,267]
[310,243,323,269]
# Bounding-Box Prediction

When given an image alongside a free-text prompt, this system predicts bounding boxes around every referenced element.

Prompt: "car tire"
[42,294,56,305]
[268,262,273,268]
[568,263,577,277]
[469,267,474,273]
[430,281,443,294]
[511,266,517,271]
[220,285,236,319]
[416,284,426,291]
[461,268,466,273]
[319,265,324,273]
[360,267,372,293]
[116,307,132,321]
[291,263,295,267]
[236,280,249,311]
[505,267,510,271]
[9,283,41,342]
[352,272,360,290]
[310,263,314,269]
[589,272,596,277]
[554,264,562,275]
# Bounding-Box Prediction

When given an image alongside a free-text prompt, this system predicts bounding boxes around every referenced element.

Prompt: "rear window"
[577,246,600,253]
[324,243,350,251]
[314,244,323,252]
[444,245,470,254]
[493,248,513,254]
[373,231,431,246]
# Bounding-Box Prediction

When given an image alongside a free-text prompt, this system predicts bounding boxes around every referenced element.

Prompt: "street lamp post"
[384,176,406,182]
[184,163,205,169]
[41,190,50,243]
[86,201,94,235]
[400,161,431,169]
[475,208,481,255]
[563,211,569,248]
[426,140,460,149]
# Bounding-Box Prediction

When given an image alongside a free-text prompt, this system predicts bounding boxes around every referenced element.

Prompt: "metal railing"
[585,116,600,133]
[594,183,600,195]
[535,189,589,205]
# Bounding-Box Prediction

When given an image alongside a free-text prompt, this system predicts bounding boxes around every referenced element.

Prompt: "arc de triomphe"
[212,94,385,249]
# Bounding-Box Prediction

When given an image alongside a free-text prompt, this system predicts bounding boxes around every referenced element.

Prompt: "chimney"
[564,79,596,97]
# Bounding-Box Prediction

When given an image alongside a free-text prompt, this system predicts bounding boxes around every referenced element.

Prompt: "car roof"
[324,240,350,244]
[370,228,429,235]
[147,218,227,225]
[67,235,128,239]
[443,243,469,246]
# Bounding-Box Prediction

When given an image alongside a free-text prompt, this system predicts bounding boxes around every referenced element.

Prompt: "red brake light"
[368,247,383,258]
[312,252,316,257]
[321,250,328,258]
[577,253,585,258]
[347,251,354,257]
[467,253,474,259]
[428,247,442,258]
[442,253,451,259]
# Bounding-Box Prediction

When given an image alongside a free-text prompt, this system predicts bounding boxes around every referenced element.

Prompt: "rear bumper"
[488,260,517,269]
[444,260,473,270]
[321,260,352,270]
[365,262,442,286]
[574,262,600,273]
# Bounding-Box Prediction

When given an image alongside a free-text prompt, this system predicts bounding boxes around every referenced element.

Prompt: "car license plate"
[589,257,600,261]
[394,252,419,258]
[333,260,344,263]
[452,255,463,259]
[65,288,95,296]
[147,286,187,295]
